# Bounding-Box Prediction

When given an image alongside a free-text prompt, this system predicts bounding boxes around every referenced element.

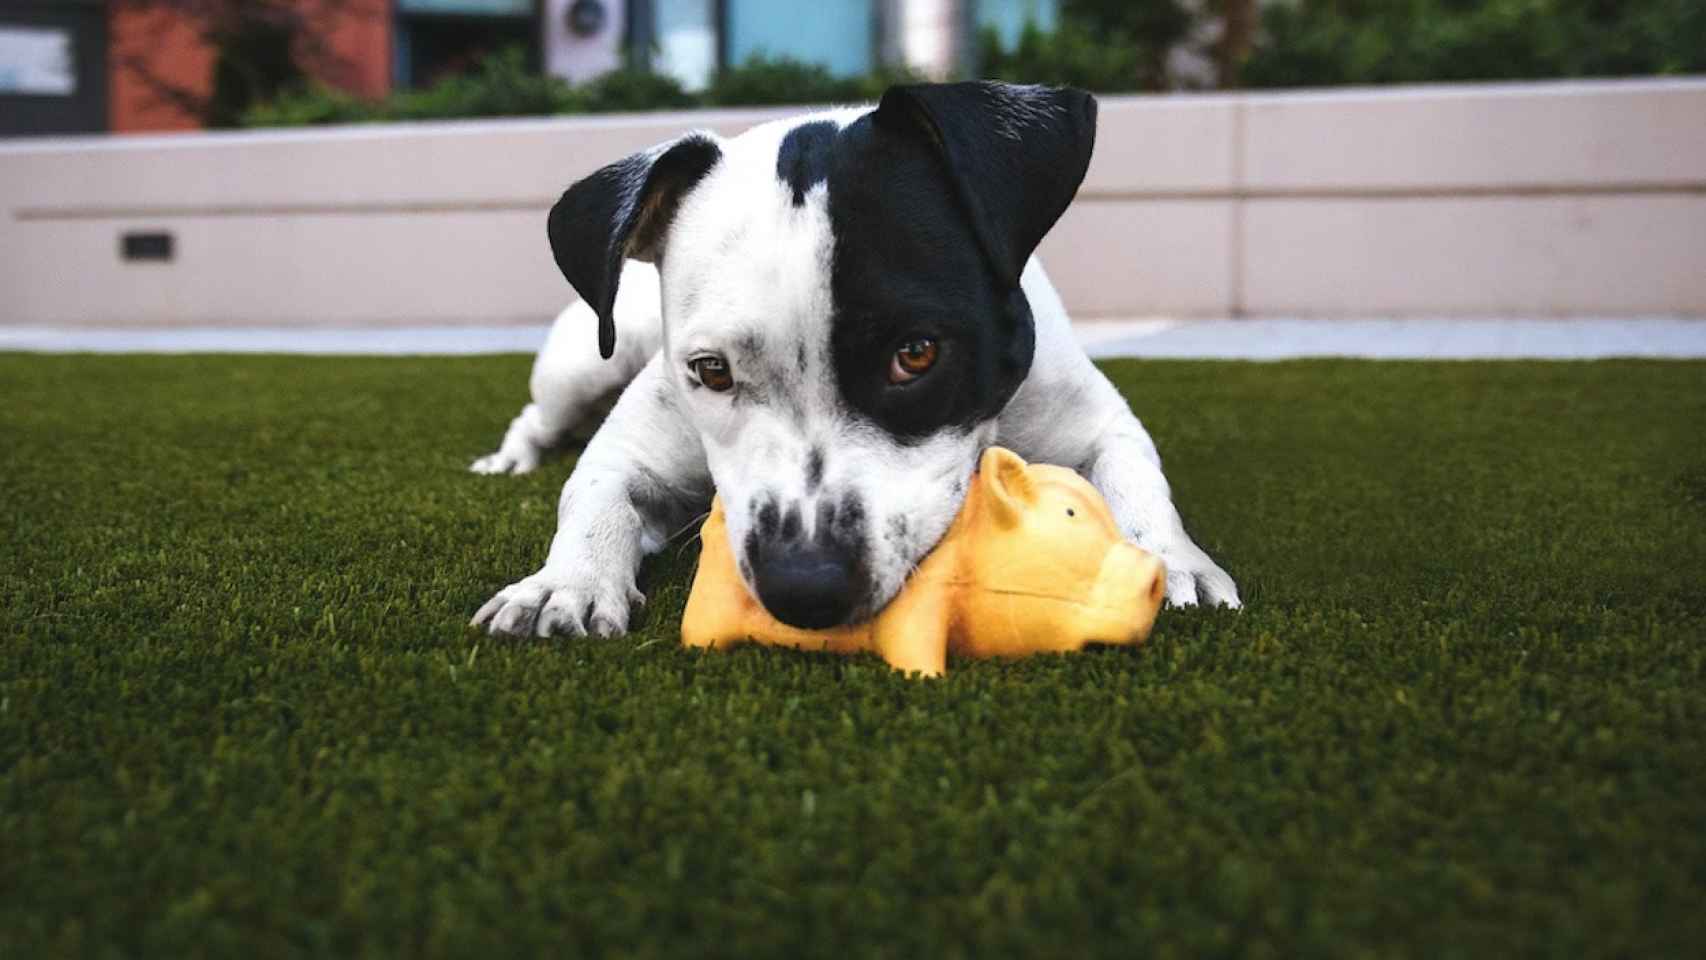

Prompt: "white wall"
[2,78,1703,328]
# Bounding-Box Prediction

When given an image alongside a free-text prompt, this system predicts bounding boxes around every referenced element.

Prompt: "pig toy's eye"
[1066,508,1076,517]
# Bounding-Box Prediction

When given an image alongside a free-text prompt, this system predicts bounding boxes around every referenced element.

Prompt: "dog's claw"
[469,449,540,475]
[473,568,639,638]
[1152,540,1241,610]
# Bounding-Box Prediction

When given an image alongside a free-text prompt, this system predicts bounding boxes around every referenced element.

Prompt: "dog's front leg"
[473,355,709,638]
[471,263,665,475]
[1079,412,1241,609]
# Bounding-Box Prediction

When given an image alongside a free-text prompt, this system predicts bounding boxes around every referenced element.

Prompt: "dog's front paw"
[471,567,645,638]
[469,447,541,476]
[1153,539,1241,609]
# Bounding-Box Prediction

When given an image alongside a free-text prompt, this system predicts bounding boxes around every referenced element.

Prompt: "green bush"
[385,48,579,121]
[575,66,698,113]
[977,21,1146,92]
[242,50,914,128]
[702,55,871,107]
[243,48,577,126]
[978,0,1206,92]
[979,0,1706,92]
[241,85,381,127]
[1241,0,1706,88]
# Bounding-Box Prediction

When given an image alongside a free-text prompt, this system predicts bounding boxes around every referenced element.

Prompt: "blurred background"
[2,1,1703,340]
[4,0,1703,135]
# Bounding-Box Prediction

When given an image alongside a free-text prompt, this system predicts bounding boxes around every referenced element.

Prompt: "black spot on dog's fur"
[886,514,909,545]
[804,447,824,492]
[833,493,866,543]
[754,495,781,538]
[776,120,838,207]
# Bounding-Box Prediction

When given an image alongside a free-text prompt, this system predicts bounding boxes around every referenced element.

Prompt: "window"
[394,0,537,88]
[651,0,716,91]
[724,0,874,76]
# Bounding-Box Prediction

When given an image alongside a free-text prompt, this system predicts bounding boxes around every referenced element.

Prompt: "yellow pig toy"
[681,447,1167,677]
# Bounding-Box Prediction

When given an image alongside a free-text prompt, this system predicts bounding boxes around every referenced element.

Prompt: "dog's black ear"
[547,133,721,359]
[874,81,1096,288]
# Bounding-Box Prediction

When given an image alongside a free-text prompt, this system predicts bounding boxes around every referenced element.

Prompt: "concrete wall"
[2,77,1703,328]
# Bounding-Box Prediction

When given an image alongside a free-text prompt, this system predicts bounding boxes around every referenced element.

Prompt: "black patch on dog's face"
[776,120,838,208]
[823,115,1036,441]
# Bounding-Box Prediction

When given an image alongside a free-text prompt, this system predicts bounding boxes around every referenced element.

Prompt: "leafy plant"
[703,55,873,107]
[385,48,579,121]
[978,21,1146,92]
[575,66,698,113]
[243,50,916,127]
[1241,0,1706,88]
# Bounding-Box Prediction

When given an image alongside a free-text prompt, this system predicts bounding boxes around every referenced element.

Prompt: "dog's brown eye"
[889,337,939,384]
[690,356,734,392]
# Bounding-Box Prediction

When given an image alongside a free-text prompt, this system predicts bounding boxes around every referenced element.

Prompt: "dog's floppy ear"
[547,133,722,359]
[874,81,1096,288]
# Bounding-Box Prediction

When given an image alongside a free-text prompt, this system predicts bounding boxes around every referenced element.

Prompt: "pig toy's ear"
[979,447,1037,528]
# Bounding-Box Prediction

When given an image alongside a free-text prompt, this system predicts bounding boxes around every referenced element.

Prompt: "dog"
[471,80,1239,639]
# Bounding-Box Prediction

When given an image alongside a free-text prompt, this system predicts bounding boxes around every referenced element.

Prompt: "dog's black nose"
[752,545,856,629]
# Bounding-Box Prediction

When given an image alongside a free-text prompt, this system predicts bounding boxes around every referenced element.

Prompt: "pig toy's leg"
[680,507,757,650]
[871,587,950,678]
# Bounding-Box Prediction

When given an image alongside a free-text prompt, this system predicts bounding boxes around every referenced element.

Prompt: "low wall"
[2,77,1704,328]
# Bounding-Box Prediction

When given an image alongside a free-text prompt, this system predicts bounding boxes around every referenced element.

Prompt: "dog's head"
[548,81,1097,629]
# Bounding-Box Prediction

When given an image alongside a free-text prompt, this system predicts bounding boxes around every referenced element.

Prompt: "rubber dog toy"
[681,447,1166,676]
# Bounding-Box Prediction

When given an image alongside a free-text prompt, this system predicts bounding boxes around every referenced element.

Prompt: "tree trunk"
[1216,0,1258,89]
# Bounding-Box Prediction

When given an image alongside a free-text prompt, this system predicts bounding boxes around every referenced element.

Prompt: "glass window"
[725,0,874,77]
[0,26,76,96]
[654,0,716,92]
[394,0,534,88]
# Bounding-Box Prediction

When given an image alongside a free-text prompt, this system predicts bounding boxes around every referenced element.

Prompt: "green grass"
[3,354,1704,957]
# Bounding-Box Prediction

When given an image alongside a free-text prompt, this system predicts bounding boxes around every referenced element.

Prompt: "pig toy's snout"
[1092,542,1167,646]
[1141,553,1166,607]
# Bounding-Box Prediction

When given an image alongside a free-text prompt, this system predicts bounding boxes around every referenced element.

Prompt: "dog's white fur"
[471,108,1239,638]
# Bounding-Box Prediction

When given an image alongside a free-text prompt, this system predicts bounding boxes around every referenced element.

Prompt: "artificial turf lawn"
[2,354,1704,958]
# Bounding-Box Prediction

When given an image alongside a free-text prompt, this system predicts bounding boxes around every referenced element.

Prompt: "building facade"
[0,0,1055,136]
[616,0,1057,90]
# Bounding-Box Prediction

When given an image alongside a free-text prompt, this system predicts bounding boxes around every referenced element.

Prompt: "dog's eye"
[889,337,939,384]
[689,356,734,392]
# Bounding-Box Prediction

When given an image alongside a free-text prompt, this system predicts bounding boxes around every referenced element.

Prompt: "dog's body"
[472,83,1238,639]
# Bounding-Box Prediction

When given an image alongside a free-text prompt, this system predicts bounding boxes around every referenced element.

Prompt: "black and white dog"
[471,81,1238,639]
